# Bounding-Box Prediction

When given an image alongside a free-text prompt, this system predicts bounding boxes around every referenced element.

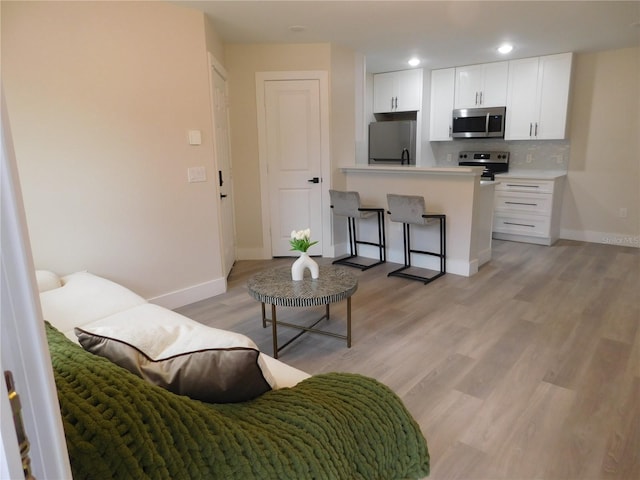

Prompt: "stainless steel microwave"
[452,106,506,139]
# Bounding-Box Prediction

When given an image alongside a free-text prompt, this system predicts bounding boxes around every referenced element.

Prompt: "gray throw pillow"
[75,318,272,403]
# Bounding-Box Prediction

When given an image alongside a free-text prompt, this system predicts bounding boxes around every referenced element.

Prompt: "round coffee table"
[247,265,358,358]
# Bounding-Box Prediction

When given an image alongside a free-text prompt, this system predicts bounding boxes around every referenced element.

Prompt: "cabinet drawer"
[496,179,554,193]
[494,191,552,215]
[493,213,550,237]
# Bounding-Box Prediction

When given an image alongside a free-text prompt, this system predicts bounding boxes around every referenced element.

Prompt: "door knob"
[307,177,320,183]
[220,194,228,198]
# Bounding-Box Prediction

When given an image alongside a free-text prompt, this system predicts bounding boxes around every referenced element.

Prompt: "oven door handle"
[485,113,490,137]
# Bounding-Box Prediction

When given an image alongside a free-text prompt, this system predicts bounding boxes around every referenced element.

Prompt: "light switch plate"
[188,166,206,182]
[188,130,202,145]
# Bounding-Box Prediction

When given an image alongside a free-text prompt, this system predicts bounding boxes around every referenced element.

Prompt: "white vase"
[291,252,319,281]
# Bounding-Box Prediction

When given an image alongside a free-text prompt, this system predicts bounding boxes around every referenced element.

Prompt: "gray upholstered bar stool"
[329,189,386,270]
[386,193,446,284]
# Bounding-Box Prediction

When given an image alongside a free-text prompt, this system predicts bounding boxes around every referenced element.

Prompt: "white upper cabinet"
[429,68,455,141]
[454,61,509,109]
[505,52,573,140]
[373,69,423,113]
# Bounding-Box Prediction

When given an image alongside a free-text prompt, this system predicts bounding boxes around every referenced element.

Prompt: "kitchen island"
[339,165,495,277]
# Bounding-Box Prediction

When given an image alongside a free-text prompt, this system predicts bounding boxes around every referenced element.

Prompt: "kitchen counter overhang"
[338,165,494,276]
[341,165,484,176]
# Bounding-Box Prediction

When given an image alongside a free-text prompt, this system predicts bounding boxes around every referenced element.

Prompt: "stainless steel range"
[458,150,509,180]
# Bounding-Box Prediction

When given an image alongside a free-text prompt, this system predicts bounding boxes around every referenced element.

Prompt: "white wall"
[560,46,640,246]
[224,43,358,258]
[1,1,226,303]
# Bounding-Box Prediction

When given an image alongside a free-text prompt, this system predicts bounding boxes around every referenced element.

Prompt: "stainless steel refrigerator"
[368,120,416,165]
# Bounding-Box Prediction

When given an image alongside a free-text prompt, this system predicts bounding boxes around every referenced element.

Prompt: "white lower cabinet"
[492,174,565,245]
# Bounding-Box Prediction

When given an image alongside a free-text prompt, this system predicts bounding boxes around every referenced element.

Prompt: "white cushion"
[40,271,310,390]
[260,354,310,389]
[35,270,62,293]
[39,272,146,335]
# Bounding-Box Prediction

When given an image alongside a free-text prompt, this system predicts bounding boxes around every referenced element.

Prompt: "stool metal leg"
[378,210,387,263]
[388,215,446,284]
[333,208,386,270]
[348,217,357,256]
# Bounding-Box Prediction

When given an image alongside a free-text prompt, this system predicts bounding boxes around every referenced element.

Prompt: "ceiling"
[177,0,640,73]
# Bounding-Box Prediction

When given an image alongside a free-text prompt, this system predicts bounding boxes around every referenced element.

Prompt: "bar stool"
[386,193,446,284]
[329,189,386,270]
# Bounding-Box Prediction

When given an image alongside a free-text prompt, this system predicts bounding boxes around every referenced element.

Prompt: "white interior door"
[210,58,236,276]
[2,93,72,478]
[263,79,323,257]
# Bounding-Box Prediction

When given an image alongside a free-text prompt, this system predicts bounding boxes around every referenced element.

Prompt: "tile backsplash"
[429,140,571,171]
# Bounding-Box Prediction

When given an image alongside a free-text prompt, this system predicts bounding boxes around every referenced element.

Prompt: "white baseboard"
[238,245,337,260]
[448,258,476,277]
[560,229,640,248]
[332,241,349,258]
[477,246,492,267]
[236,247,269,260]
[148,277,227,310]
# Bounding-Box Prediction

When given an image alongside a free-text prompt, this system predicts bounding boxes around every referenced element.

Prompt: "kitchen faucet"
[401,148,410,165]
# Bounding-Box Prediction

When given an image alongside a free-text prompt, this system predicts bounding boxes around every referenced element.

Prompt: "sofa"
[38,270,430,479]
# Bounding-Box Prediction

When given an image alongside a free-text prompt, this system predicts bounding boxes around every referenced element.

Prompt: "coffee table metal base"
[260,300,351,359]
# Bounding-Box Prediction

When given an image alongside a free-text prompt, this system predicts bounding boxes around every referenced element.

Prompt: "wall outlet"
[526,154,533,163]
[446,153,452,162]
[619,207,628,218]
[552,154,563,164]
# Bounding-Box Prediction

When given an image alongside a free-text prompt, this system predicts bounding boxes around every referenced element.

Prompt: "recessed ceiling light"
[497,43,514,54]
[408,57,421,67]
[288,25,307,33]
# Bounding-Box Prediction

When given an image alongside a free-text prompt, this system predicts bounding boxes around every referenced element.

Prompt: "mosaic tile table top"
[247,265,358,307]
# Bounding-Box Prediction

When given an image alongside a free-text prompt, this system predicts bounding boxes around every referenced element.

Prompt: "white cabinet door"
[373,72,396,113]
[537,53,573,139]
[429,68,455,141]
[455,64,483,108]
[454,62,508,108]
[505,53,572,140]
[395,69,423,111]
[373,69,422,113]
[505,57,540,140]
[481,61,509,107]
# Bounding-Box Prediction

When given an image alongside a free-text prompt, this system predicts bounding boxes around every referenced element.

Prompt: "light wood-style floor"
[176,239,639,480]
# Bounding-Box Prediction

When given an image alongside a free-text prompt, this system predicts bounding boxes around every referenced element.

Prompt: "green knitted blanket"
[46,323,429,479]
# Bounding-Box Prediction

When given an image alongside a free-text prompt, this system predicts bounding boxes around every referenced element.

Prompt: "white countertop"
[341,165,483,177]
[497,170,567,179]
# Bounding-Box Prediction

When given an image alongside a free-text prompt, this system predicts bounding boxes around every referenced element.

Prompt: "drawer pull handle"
[504,221,535,228]
[505,201,538,206]
[506,184,539,188]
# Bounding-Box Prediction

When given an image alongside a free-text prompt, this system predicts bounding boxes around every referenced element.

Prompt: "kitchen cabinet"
[429,68,455,141]
[505,53,573,140]
[492,173,565,246]
[373,69,423,113]
[454,61,508,108]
